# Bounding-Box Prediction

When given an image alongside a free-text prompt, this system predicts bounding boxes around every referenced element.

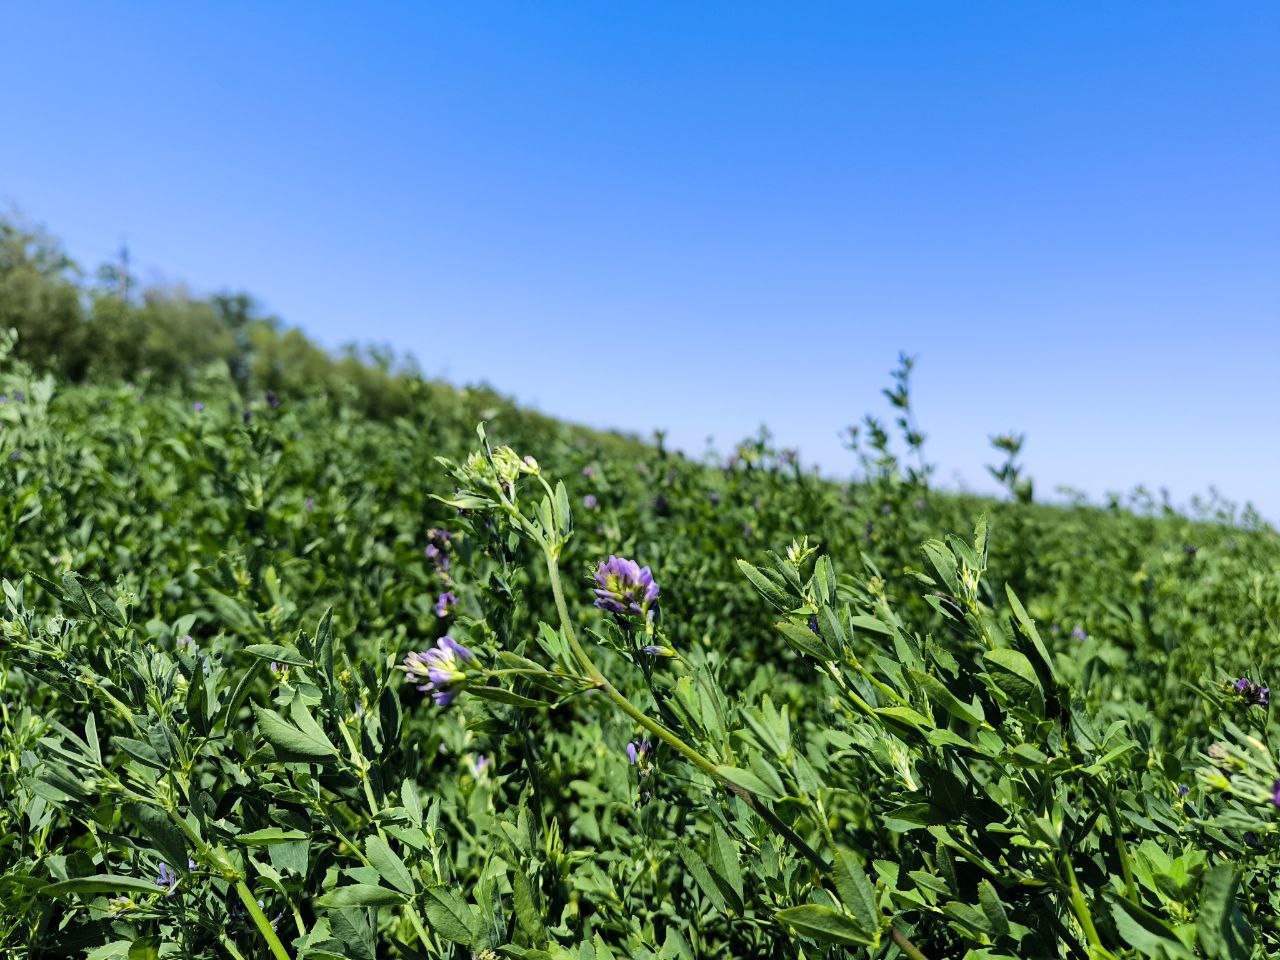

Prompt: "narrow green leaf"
[366,836,415,895]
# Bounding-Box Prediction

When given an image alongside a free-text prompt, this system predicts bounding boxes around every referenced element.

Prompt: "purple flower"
[1072,626,1087,642]
[469,754,491,777]
[593,556,660,621]
[434,591,459,618]
[156,862,178,896]
[709,492,721,506]
[304,497,315,512]
[1177,784,1190,798]
[1272,779,1280,807]
[583,494,598,510]
[424,529,452,572]
[1234,678,1269,708]
[12,392,22,402]
[193,402,204,413]
[582,465,597,478]
[626,737,652,767]
[8,451,20,462]
[176,635,198,653]
[266,391,280,409]
[404,636,476,706]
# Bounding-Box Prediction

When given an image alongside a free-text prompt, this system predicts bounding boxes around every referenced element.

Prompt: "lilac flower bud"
[1177,784,1190,798]
[593,556,660,622]
[404,636,476,706]
[193,402,204,413]
[582,465,597,478]
[583,494,598,510]
[1272,779,1280,807]
[469,754,491,778]
[434,591,459,618]
[1072,626,1087,642]
[641,645,675,657]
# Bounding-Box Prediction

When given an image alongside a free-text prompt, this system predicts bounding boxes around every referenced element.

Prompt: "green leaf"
[252,704,337,762]
[421,887,475,944]
[45,875,165,897]
[977,880,1010,938]
[708,824,744,912]
[512,869,547,945]
[676,844,726,912]
[316,883,408,907]
[983,648,1043,711]
[775,620,836,660]
[715,764,782,800]
[775,904,875,946]
[908,669,986,727]
[127,937,160,960]
[237,828,308,846]
[466,685,546,708]
[832,850,879,935]
[126,804,188,871]
[244,643,310,667]
[365,836,415,895]
[402,781,422,826]
[1197,865,1252,960]
[737,560,793,611]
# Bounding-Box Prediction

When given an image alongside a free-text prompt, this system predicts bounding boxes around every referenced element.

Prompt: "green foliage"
[2,218,1280,958]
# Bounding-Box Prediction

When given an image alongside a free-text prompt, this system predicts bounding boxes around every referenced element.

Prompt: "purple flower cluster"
[1072,626,1087,642]
[404,636,475,706]
[583,494,598,510]
[434,591,459,618]
[1234,678,1270,708]
[593,556,659,621]
[1272,779,1280,807]
[425,528,452,573]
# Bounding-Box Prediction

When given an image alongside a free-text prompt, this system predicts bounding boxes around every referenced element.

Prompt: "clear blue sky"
[3,3,1278,517]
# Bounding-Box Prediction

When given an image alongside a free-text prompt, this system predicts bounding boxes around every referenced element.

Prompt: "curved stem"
[234,878,291,960]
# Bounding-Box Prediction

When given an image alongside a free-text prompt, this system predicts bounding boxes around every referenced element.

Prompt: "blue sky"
[3,3,1278,517]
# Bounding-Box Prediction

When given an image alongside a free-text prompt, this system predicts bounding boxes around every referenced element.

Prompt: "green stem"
[891,927,930,960]
[336,717,435,952]
[234,878,292,960]
[1104,787,1138,904]
[1061,854,1104,952]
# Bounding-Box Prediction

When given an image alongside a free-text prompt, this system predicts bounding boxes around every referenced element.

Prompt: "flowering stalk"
[540,546,931,958]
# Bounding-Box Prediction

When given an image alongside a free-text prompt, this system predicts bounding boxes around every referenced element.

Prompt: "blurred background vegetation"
[1,210,426,419]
